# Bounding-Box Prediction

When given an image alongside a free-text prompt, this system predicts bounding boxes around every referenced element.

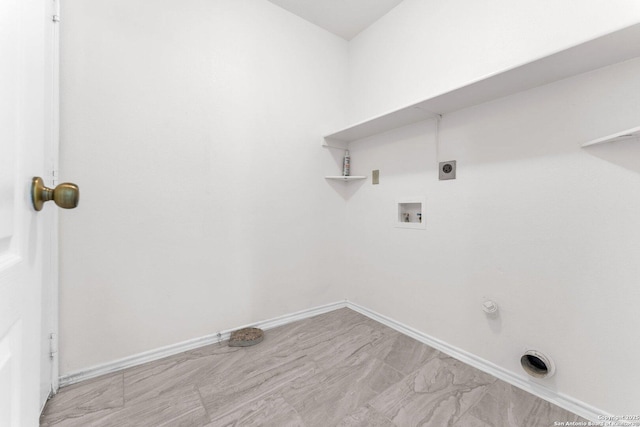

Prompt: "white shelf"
[325,176,366,181]
[324,24,640,143]
[582,126,640,147]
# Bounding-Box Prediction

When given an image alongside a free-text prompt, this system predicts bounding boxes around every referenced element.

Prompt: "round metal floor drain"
[228,327,264,347]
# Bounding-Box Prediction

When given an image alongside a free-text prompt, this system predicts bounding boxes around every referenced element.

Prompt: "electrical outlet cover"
[439,160,456,180]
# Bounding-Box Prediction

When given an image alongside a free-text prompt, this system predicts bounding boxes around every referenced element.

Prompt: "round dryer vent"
[520,350,555,379]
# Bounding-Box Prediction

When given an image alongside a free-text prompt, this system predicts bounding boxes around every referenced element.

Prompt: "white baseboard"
[345,301,610,423]
[58,298,610,423]
[58,300,347,388]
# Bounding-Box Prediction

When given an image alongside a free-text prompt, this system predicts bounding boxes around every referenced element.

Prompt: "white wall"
[348,0,640,123]
[59,0,349,374]
[345,1,640,414]
[60,0,640,416]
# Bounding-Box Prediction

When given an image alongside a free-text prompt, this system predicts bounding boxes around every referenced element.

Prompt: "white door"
[0,0,56,424]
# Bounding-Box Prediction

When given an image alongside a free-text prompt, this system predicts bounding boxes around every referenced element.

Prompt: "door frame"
[41,0,61,403]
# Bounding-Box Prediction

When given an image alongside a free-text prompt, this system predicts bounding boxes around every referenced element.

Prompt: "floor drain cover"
[228,327,264,347]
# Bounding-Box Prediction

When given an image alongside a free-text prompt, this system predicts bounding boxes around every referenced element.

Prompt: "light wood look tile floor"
[41,308,586,426]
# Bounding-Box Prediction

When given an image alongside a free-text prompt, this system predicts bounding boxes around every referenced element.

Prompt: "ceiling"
[267,0,405,41]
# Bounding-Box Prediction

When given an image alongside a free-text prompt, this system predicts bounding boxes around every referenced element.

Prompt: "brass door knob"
[31,177,80,211]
